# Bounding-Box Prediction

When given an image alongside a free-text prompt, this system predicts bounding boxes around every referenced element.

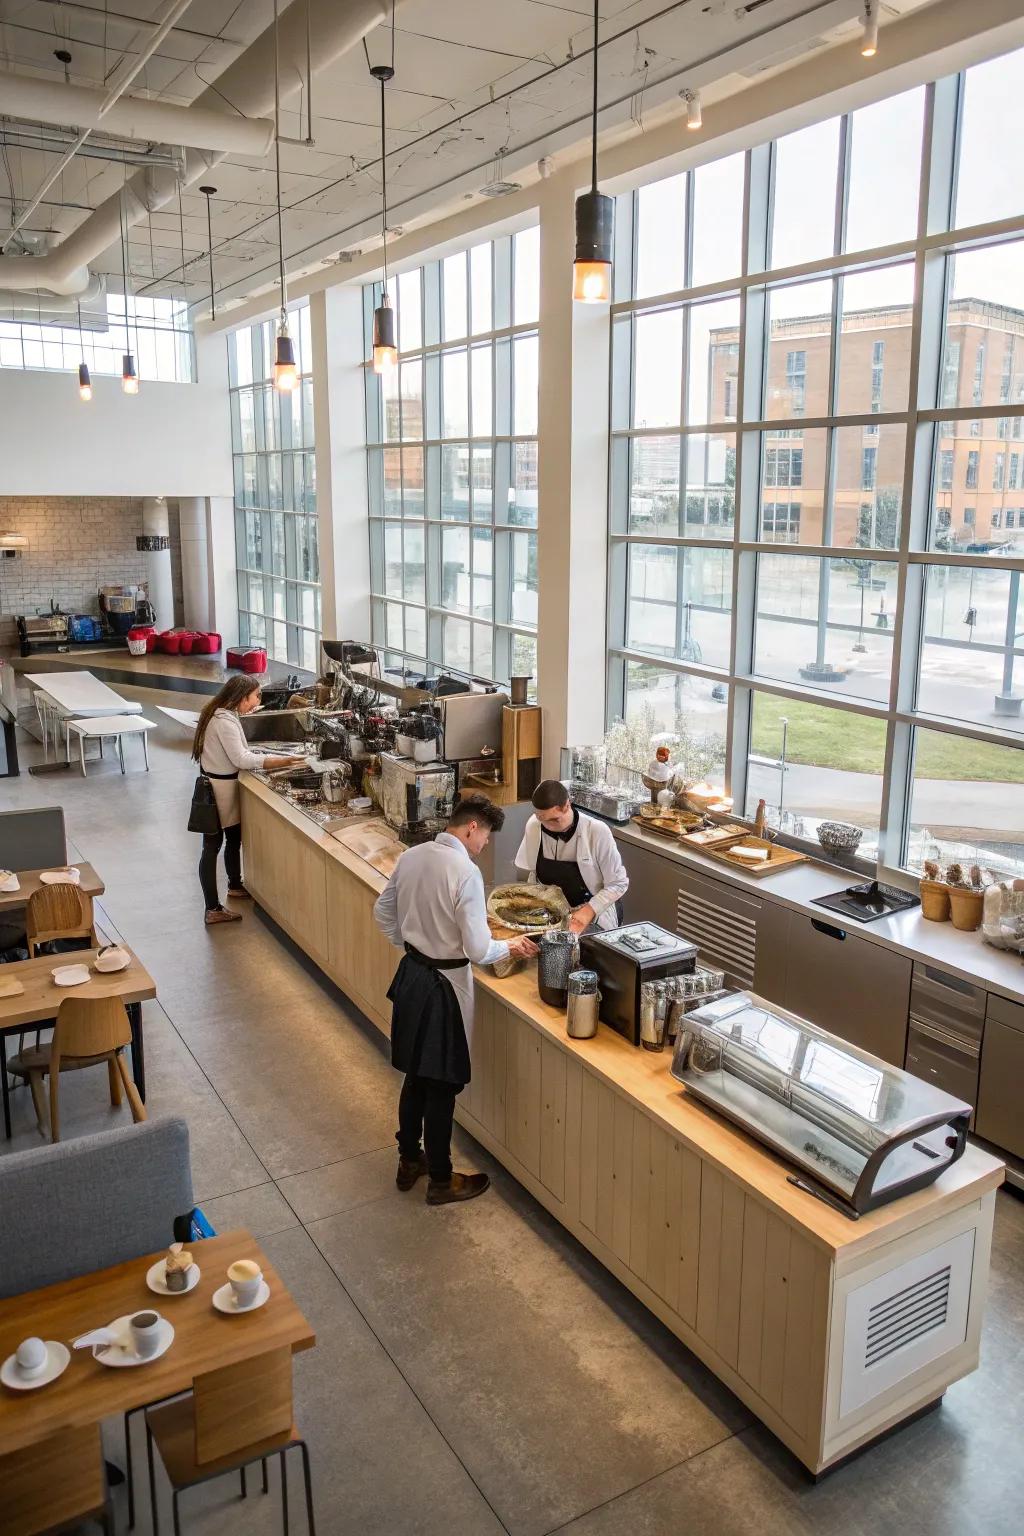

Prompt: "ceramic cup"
[15,1337,47,1378]
[129,1310,163,1359]
[227,1259,262,1307]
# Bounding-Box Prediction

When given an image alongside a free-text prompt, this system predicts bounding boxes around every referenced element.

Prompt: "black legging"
[199,823,243,912]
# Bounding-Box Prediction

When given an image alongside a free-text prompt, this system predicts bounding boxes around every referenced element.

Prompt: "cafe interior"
[0,2,1023,1534]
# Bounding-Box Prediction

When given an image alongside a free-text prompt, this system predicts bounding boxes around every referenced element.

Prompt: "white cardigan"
[514,811,629,930]
[199,709,263,828]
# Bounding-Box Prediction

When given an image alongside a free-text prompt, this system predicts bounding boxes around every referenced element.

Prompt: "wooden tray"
[701,835,808,878]
[679,822,749,851]
[633,810,703,840]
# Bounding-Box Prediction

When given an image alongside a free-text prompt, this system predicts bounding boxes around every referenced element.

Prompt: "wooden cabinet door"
[976,998,1024,1159]
[784,914,911,1064]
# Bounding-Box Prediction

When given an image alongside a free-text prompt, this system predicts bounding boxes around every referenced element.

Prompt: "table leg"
[127,1001,146,1102]
[119,735,126,774]
[80,732,87,777]
[65,715,71,764]
[144,732,151,770]
[0,1032,11,1140]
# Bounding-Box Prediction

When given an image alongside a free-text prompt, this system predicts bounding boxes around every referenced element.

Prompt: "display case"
[671,992,971,1216]
[559,746,647,823]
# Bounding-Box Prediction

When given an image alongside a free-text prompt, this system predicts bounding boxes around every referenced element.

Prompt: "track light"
[682,88,702,131]
[573,0,613,304]
[861,0,879,58]
[273,319,298,393]
[121,354,139,395]
[78,362,92,402]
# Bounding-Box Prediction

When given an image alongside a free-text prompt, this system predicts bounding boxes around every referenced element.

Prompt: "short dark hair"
[449,793,505,833]
[532,779,570,812]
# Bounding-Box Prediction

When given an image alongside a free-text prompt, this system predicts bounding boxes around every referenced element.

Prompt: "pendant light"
[573,0,613,304]
[860,0,879,58]
[76,301,91,402]
[199,185,217,320]
[119,196,138,394]
[370,52,397,373]
[271,0,298,392]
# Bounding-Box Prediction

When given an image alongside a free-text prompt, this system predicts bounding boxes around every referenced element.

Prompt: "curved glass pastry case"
[671,992,972,1216]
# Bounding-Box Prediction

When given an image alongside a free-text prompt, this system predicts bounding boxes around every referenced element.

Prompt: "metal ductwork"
[0,72,276,158]
[0,0,394,299]
[0,271,107,326]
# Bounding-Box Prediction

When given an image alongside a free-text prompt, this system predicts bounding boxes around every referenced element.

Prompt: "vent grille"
[676,887,757,985]
[864,1265,952,1369]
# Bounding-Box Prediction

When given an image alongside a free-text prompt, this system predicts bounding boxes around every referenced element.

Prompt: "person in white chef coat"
[373,793,537,1206]
[515,780,629,933]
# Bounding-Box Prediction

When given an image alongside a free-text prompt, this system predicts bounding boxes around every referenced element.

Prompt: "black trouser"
[199,823,242,912]
[397,1074,460,1182]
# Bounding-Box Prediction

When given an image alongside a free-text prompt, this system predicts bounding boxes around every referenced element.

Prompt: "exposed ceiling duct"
[0,0,394,299]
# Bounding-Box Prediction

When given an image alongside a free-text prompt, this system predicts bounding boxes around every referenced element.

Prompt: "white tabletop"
[65,714,156,736]
[25,671,142,716]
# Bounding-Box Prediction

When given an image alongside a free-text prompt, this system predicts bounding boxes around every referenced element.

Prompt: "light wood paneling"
[505,1012,542,1177]
[194,1345,293,1465]
[325,856,396,1027]
[243,793,328,965]
[0,1422,104,1536]
[540,1039,567,1203]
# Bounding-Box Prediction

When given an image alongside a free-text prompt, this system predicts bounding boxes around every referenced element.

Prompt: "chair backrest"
[0,806,67,871]
[54,995,132,1061]
[26,883,91,948]
[0,1116,195,1299]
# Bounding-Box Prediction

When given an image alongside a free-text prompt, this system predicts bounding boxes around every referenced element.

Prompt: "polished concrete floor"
[2,691,1023,1536]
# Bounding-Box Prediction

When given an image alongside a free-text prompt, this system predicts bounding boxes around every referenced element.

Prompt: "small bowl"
[816,821,864,854]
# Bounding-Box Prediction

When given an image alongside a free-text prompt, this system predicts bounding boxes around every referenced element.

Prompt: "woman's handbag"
[187,774,221,835]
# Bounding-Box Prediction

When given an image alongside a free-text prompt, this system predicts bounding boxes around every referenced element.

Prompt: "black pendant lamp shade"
[370,60,398,373]
[273,321,299,392]
[372,290,396,374]
[121,352,138,394]
[573,0,613,303]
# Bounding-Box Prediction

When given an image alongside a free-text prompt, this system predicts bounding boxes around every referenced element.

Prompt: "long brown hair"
[192,676,261,761]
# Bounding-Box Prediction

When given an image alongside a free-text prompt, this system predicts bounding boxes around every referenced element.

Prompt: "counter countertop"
[614,820,1024,1006]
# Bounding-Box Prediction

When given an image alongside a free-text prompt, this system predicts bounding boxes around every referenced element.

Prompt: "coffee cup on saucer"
[227,1260,262,1308]
[15,1337,47,1379]
[129,1310,163,1359]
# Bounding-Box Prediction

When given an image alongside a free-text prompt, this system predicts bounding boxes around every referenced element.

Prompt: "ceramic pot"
[948,886,984,932]
[920,879,950,922]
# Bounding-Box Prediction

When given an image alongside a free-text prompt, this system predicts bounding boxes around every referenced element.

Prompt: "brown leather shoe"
[205,907,242,926]
[426,1172,490,1205]
[396,1154,429,1191]
[226,885,253,900]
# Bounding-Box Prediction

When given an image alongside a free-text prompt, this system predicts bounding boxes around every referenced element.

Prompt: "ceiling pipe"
[0,0,393,297]
[0,72,276,158]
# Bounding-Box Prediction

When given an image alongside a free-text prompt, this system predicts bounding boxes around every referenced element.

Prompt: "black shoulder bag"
[187,773,221,835]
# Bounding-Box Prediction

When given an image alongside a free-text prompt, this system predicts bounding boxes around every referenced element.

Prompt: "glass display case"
[671,992,972,1216]
[559,746,647,822]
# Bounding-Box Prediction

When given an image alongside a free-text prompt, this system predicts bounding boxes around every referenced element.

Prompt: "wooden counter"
[240,775,1003,1475]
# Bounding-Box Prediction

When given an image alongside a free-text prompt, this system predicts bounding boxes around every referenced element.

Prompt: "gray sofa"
[0,1116,194,1299]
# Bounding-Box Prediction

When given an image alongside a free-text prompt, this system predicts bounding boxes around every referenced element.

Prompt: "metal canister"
[537,931,580,1009]
[640,980,669,1052]
[566,970,600,1039]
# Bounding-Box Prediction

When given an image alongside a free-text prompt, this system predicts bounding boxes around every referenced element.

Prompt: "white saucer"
[1,1341,70,1391]
[40,869,80,886]
[212,1279,270,1315]
[93,1314,175,1367]
[52,965,90,987]
[146,1258,201,1296]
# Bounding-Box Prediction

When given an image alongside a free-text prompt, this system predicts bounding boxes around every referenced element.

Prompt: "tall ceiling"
[0,0,939,320]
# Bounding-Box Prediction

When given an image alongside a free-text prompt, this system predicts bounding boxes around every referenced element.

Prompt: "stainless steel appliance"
[905,964,984,1125]
[566,970,600,1038]
[672,991,972,1216]
[378,752,455,838]
[579,923,698,1046]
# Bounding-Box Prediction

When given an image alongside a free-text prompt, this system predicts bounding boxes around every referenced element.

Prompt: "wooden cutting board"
[0,975,25,998]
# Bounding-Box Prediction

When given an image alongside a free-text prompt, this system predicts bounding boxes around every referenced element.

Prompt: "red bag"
[177,632,195,655]
[190,632,222,655]
[146,632,158,653]
[156,630,182,655]
[227,645,267,675]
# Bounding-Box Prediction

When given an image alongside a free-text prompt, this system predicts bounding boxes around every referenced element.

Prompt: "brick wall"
[0,496,182,646]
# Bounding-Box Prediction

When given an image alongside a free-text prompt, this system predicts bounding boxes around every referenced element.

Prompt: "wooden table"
[0,1231,315,1536]
[0,946,155,1139]
[0,864,104,913]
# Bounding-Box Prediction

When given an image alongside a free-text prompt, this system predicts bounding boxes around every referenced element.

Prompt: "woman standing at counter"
[192,677,301,926]
[515,780,629,933]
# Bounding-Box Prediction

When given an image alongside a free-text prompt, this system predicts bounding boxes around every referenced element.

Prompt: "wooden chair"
[25,883,96,957]
[7,996,145,1143]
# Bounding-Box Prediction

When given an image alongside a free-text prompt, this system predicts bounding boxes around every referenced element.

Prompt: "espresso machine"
[378,752,456,842]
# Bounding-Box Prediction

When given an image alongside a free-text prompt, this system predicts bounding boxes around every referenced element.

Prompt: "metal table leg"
[127,1001,146,1102]
[143,732,151,770]
[0,1032,11,1139]
[119,734,126,774]
[79,730,87,777]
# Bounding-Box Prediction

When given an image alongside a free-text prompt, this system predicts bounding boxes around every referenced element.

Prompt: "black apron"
[535,809,592,909]
[386,944,471,1087]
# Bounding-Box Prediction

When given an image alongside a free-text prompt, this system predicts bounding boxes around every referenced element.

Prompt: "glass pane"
[473,621,493,679]
[405,604,427,660]
[955,47,1024,231]
[403,446,424,518]
[690,298,740,424]
[944,242,1024,409]
[907,728,1024,875]
[400,360,423,440]
[845,89,924,252]
[510,441,538,526]
[770,118,840,270]
[514,227,540,325]
[754,553,897,702]
[747,690,884,851]
[832,424,905,550]
[382,363,401,442]
[442,350,469,438]
[441,526,471,610]
[511,530,538,626]
[471,445,493,520]
[385,600,404,650]
[398,269,422,351]
[918,565,1024,734]
[634,310,682,429]
[471,344,492,438]
[758,428,827,544]
[514,334,538,436]
[443,254,468,341]
[836,265,915,415]
[441,445,471,520]
[626,545,731,667]
[470,243,492,334]
[691,153,745,286]
[403,523,425,603]
[619,664,728,779]
[765,281,833,419]
[636,175,685,299]
[472,528,493,618]
[930,419,1024,553]
[630,436,680,535]
[684,433,737,537]
[384,447,402,515]
[444,614,472,672]
[511,632,538,693]
[383,522,403,597]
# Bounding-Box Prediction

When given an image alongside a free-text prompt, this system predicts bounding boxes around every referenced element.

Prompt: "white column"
[206,495,239,646]
[313,285,370,644]
[139,496,174,630]
[178,495,211,632]
[535,170,610,775]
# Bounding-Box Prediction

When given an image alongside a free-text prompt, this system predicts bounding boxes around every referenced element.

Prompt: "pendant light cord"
[77,299,85,366]
[379,71,388,297]
[591,0,599,194]
[205,190,215,320]
[119,191,130,345]
[273,0,287,324]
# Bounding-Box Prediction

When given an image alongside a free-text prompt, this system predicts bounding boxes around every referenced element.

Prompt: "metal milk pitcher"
[537,931,580,1009]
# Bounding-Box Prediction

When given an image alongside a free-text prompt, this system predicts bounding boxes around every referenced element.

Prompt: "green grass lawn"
[750,696,1024,783]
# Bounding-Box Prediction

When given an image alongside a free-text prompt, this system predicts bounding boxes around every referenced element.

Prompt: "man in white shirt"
[373,794,536,1205]
[515,779,629,933]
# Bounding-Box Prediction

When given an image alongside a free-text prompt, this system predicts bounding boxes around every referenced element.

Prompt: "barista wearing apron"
[373,794,537,1205]
[515,779,629,934]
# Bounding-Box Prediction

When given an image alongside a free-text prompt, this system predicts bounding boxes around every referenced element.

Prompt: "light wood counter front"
[240,775,1003,1475]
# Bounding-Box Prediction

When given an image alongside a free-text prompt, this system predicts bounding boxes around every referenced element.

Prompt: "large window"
[608,50,1024,877]
[364,229,539,686]
[0,294,193,382]
[228,305,319,670]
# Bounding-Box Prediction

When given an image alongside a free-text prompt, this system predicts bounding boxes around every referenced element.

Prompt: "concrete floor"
[1,689,1023,1536]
